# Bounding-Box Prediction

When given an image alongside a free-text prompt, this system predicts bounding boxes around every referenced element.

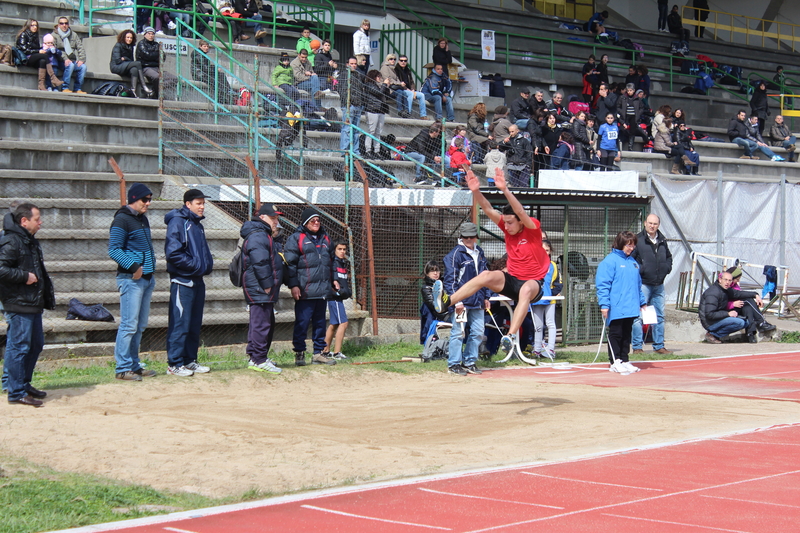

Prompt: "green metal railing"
[81,0,334,48]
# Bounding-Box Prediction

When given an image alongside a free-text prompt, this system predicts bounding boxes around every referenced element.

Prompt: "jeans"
[632,283,665,350]
[339,105,364,153]
[114,274,156,374]
[732,137,776,158]
[448,308,485,367]
[423,93,455,121]
[166,279,205,368]
[707,316,748,338]
[4,312,44,401]
[396,89,427,116]
[781,135,797,149]
[296,76,321,107]
[63,61,87,92]
[247,302,275,364]
[515,118,530,130]
[406,152,427,180]
[657,3,668,30]
[293,299,327,353]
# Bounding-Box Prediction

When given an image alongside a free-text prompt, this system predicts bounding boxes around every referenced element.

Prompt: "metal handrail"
[680,6,800,52]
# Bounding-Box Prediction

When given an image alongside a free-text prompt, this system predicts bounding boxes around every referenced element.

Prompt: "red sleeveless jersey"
[498,219,549,280]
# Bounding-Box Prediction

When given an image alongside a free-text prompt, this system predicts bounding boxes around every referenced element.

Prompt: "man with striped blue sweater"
[108,183,158,381]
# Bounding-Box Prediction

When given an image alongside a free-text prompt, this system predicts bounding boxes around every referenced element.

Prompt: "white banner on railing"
[538,170,639,194]
[481,30,495,60]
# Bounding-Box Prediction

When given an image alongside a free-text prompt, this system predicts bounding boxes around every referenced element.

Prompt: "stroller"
[421,320,452,362]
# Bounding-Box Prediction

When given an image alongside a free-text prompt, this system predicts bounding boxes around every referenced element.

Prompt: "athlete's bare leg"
[508,279,541,336]
[448,270,506,305]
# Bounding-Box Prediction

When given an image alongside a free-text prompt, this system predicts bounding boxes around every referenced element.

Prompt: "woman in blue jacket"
[595,231,646,374]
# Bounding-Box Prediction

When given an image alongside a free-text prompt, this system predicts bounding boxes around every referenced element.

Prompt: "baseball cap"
[258,203,284,217]
[459,222,478,237]
[183,189,211,203]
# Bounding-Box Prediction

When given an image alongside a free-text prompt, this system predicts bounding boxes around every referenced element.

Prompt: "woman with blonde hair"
[353,19,371,71]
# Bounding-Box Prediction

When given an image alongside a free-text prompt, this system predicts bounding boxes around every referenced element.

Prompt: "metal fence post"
[780,172,786,266]
[716,170,723,256]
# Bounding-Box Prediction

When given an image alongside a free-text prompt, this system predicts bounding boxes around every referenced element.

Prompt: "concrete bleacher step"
[0,169,164,199]
[1,110,158,147]
[0,85,159,118]
[0,139,158,173]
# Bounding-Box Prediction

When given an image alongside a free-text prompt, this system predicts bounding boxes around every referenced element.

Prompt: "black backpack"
[229,239,245,287]
[92,81,134,97]
[66,298,115,322]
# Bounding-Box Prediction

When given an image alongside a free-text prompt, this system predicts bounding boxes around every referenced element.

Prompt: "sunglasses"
[398,59,408,62]
[59,21,70,25]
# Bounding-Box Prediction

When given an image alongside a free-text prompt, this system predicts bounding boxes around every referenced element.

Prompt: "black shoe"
[115,371,142,381]
[758,322,777,332]
[295,352,306,367]
[448,365,467,376]
[134,368,158,377]
[9,394,43,407]
[463,364,483,375]
[747,333,758,343]
[26,386,47,399]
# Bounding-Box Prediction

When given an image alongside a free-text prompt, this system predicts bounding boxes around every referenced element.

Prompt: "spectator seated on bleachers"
[236,0,268,45]
[290,49,322,109]
[490,105,513,141]
[40,33,66,91]
[314,39,337,91]
[617,84,648,151]
[584,10,608,34]
[674,123,701,174]
[52,17,87,94]
[545,91,573,125]
[15,19,59,90]
[393,54,427,119]
[510,87,533,129]
[770,115,796,162]
[667,5,691,42]
[405,122,447,184]
[271,52,300,102]
[729,110,785,161]
[700,271,767,344]
[110,29,152,98]
[421,64,455,122]
[191,40,234,104]
[135,27,161,96]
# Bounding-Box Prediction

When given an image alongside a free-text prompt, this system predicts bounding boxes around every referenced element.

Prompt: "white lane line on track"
[301,505,451,530]
[749,369,800,377]
[462,468,800,533]
[417,488,564,509]
[716,439,800,447]
[600,513,752,532]
[520,472,663,491]
[689,377,728,383]
[163,528,198,533]
[700,494,800,508]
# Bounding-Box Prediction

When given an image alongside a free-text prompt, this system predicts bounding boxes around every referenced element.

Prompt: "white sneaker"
[330,352,348,360]
[167,21,176,30]
[608,359,631,375]
[622,360,640,373]
[248,359,282,374]
[185,361,210,374]
[540,346,555,362]
[167,365,194,377]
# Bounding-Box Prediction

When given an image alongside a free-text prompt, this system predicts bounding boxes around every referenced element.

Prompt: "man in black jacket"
[728,109,755,159]
[283,207,336,367]
[699,271,764,344]
[617,83,648,151]
[631,214,673,355]
[405,122,445,184]
[510,88,532,129]
[240,203,284,373]
[0,203,55,407]
[499,124,533,187]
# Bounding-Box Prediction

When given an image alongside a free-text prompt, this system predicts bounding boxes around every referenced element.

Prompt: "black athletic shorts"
[498,272,545,305]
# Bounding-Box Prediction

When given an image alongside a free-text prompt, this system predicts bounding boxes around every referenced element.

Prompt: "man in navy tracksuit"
[163,189,214,377]
[284,207,336,367]
[240,203,284,374]
[442,222,489,376]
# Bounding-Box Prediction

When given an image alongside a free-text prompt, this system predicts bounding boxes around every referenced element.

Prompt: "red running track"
[54,353,800,533]
[507,351,800,402]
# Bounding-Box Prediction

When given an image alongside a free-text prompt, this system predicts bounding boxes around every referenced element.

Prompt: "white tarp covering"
[651,176,798,304]
[538,170,639,194]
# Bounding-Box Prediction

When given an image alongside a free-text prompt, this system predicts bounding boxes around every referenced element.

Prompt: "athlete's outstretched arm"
[466,169,501,224]
[495,168,538,229]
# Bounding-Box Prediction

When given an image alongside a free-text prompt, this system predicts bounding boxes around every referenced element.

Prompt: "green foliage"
[777,330,800,343]
[0,459,219,533]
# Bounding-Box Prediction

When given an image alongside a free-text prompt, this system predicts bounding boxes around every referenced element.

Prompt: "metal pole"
[780,172,786,266]
[355,161,380,335]
[716,170,723,256]
[561,204,569,346]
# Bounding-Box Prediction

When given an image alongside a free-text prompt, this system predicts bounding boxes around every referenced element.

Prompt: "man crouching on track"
[432,168,551,355]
